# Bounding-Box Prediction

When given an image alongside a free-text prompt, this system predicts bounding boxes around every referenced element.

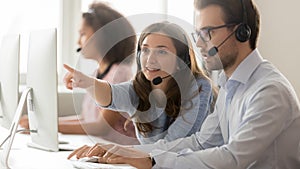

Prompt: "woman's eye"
[141,48,149,54]
[157,49,167,55]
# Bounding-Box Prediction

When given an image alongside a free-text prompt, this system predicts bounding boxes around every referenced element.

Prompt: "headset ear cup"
[136,51,141,70]
[179,52,191,69]
[185,53,191,69]
[235,23,251,42]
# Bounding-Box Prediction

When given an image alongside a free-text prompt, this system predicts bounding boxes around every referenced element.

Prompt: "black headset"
[235,0,251,42]
[136,34,191,71]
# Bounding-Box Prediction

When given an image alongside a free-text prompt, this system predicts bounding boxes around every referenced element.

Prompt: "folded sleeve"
[98,81,139,117]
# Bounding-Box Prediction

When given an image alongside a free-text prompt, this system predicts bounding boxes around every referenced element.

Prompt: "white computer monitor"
[0,34,20,129]
[26,28,59,152]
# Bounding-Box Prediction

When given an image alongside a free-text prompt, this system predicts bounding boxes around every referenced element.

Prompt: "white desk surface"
[1,130,136,169]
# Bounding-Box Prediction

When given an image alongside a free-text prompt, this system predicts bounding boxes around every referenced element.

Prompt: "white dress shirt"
[135,49,300,169]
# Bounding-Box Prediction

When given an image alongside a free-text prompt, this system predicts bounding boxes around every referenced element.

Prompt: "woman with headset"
[64,21,217,145]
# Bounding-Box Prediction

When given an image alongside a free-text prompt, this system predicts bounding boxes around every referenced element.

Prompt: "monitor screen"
[0,35,20,129]
[26,28,59,152]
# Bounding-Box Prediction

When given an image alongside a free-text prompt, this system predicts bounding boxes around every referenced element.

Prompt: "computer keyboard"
[70,157,136,169]
[78,156,100,163]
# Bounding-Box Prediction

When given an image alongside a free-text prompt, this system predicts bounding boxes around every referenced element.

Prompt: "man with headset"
[68,0,300,168]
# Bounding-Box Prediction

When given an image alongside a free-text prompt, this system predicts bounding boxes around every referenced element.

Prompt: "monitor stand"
[0,88,32,169]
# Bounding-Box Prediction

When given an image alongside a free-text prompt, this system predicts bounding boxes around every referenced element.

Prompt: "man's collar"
[218,48,263,88]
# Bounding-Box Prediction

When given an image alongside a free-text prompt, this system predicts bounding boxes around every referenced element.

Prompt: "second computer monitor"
[0,34,20,129]
[26,28,59,152]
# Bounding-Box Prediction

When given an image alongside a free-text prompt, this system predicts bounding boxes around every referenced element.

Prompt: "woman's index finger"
[63,64,75,73]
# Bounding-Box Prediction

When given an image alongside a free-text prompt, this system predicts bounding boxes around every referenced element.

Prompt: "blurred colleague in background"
[20,2,138,145]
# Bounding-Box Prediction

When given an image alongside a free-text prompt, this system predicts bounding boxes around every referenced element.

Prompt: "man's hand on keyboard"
[67,143,114,160]
[68,143,152,169]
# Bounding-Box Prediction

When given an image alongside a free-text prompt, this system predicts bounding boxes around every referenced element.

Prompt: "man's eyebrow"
[156,45,168,49]
[199,26,212,30]
[195,27,207,33]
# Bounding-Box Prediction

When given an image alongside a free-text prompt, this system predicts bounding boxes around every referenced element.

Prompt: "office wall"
[255,0,300,98]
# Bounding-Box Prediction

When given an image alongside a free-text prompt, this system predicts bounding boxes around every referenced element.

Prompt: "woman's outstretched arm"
[63,64,112,107]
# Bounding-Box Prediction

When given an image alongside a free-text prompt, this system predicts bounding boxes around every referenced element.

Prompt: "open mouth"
[146,67,160,72]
